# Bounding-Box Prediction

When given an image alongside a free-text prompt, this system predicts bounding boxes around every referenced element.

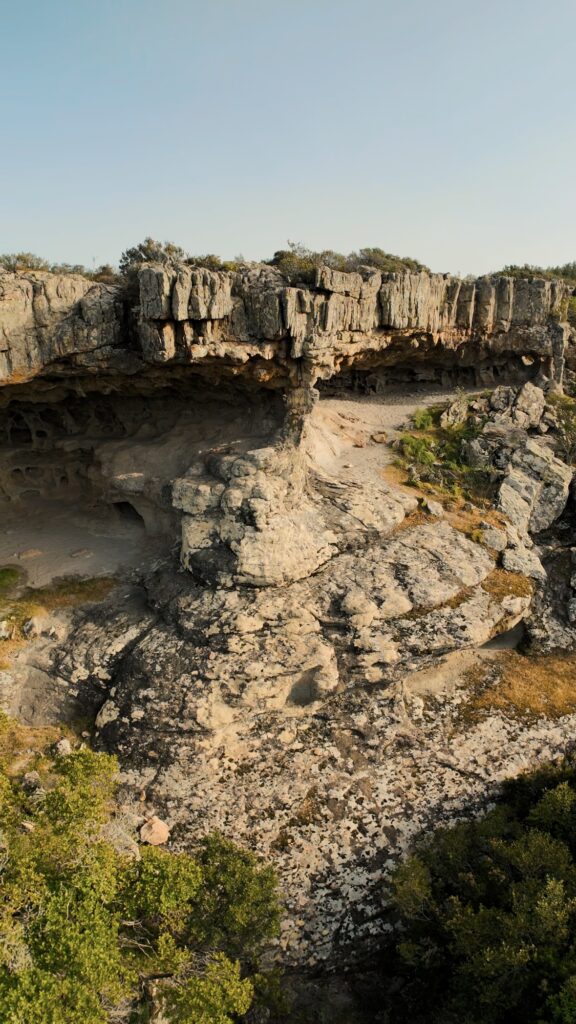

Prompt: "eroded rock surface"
[1,262,576,972]
[1,263,573,391]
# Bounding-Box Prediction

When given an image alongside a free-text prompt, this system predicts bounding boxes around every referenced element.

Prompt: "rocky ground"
[2,375,575,975]
[1,261,576,988]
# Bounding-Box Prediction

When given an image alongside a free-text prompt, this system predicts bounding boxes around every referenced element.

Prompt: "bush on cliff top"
[266,240,429,284]
[492,261,576,284]
[1,238,429,285]
[0,728,280,1024]
[5,244,576,289]
[385,755,576,1024]
[0,252,116,282]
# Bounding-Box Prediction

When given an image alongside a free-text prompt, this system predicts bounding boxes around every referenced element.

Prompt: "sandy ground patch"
[0,501,168,587]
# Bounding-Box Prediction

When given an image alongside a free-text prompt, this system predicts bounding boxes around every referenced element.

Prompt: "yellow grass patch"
[462,650,576,722]
[0,710,67,777]
[0,572,117,669]
[481,568,534,601]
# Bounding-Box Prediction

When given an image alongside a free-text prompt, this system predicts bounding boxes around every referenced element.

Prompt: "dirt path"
[311,384,482,483]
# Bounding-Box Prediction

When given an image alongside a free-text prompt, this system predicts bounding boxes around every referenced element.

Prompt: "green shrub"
[491,262,576,285]
[0,253,50,272]
[0,566,22,597]
[118,237,188,276]
[411,407,443,430]
[267,241,429,284]
[0,746,280,1023]
[0,253,119,282]
[399,434,437,467]
[386,757,576,1023]
[397,416,494,500]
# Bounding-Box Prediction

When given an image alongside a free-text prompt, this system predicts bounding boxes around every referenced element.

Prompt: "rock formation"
[1,263,572,392]
[0,260,575,970]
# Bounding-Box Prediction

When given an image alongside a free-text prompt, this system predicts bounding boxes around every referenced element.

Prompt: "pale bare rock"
[139,815,170,846]
[0,263,571,389]
[2,256,576,977]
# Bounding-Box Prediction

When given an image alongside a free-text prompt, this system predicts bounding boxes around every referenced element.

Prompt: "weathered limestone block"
[315,265,363,298]
[139,266,174,319]
[171,267,192,320]
[187,268,233,320]
[473,278,497,332]
[499,438,573,535]
[379,271,449,332]
[0,264,571,389]
[0,270,120,383]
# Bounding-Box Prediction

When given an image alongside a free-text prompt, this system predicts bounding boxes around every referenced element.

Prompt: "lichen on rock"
[0,259,575,971]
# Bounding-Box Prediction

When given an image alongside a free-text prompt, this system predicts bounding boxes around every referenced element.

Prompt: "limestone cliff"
[1,261,576,973]
[0,263,572,392]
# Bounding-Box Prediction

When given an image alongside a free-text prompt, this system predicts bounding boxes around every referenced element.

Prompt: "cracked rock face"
[1,263,576,972]
[1,262,572,392]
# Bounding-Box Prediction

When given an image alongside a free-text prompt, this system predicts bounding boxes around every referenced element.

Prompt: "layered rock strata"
[1,263,576,972]
[0,264,572,391]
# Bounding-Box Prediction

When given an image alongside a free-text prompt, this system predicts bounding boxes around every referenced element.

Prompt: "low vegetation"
[396,403,495,502]
[0,724,280,1023]
[0,252,116,282]
[461,650,576,723]
[548,392,576,465]
[5,245,576,301]
[265,240,428,284]
[386,755,576,1023]
[0,569,117,669]
[1,237,429,286]
[480,568,534,602]
[492,261,576,284]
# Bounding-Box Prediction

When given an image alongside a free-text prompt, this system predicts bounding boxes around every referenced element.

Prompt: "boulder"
[140,816,170,846]
[499,438,573,534]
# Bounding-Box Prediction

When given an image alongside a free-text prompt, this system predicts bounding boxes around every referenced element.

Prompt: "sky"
[1,0,575,276]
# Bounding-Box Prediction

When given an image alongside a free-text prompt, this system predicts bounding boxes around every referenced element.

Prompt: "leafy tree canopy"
[385,756,576,1024]
[0,724,280,1024]
[118,237,189,275]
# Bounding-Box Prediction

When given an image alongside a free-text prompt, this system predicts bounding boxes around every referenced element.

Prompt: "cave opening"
[112,501,146,527]
[317,352,547,397]
[0,371,285,585]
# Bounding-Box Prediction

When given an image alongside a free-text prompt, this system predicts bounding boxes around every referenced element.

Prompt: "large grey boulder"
[498,437,573,534]
[489,381,546,429]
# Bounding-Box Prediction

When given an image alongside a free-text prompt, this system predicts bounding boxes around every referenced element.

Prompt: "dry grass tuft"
[0,710,66,777]
[26,576,117,610]
[472,650,576,721]
[446,504,507,536]
[481,568,534,601]
[0,571,117,669]
[388,509,431,535]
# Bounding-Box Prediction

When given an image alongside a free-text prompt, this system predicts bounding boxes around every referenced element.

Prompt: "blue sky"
[1,0,575,275]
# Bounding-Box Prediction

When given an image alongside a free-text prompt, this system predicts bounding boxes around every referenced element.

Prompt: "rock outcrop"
[1,260,576,974]
[1,262,573,582]
[0,264,572,393]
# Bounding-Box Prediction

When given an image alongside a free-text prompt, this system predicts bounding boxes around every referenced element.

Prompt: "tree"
[118,238,188,276]
[0,253,50,272]
[91,264,118,283]
[385,757,576,1023]
[0,738,280,1024]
